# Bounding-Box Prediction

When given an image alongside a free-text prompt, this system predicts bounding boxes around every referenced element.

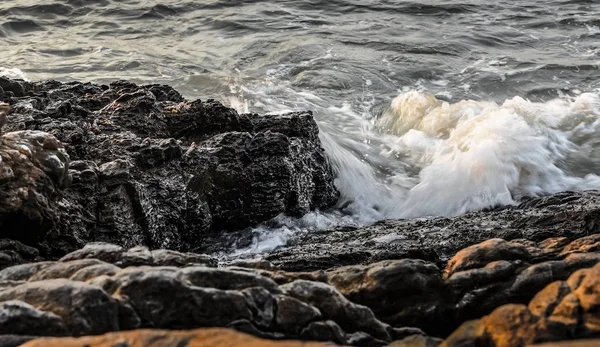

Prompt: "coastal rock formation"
[1,233,600,347]
[3,78,600,347]
[0,77,339,259]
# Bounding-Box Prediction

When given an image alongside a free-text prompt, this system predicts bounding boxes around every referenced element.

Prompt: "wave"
[376,91,600,218]
[226,78,600,255]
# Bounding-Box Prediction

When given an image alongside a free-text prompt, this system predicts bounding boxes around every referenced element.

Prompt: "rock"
[389,334,443,347]
[0,239,43,269]
[310,232,600,337]
[441,262,600,347]
[0,78,338,260]
[0,254,392,345]
[274,295,322,335]
[265,191,600,271]
[0,102,9,133]
[0,279,119,336]
[21,328,337,347]
[59,242,217,267]
[280,280,392,341]
[527,340,600,347]
[0,300,68,336]
[0,336,38,347]
[0,129,71,250]
[326,259,447,332]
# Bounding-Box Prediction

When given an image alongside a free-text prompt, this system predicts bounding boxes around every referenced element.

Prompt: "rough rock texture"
[262,191,600,272]
[21,328,336,347]
[2,233,600,346]
[0,244,396,346]
[327,233,600,337]
[528,341,600,347]
[442,262,600,347]
[4,78,600,347]
[0,77,338,260]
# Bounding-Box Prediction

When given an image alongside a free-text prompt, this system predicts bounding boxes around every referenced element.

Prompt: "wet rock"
[0,78,338,259]
[266,191,600,271]
[21,328,337,347]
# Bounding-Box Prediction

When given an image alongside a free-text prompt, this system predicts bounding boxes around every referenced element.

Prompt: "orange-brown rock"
[442,262,600,347]
[527,340,600,347]
[21,328,340,347]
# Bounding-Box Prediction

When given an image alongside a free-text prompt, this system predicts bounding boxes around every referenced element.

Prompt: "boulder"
[0,78,338,259]
[20,328,337,347]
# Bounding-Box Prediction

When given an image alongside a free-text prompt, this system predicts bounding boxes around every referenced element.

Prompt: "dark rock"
[0,78,338,260]
[0,279,120,336]
[266,191,600,271]
[0,335,38,347]
[327,259,447,332]
[280,280,392,341]
[0,300,68,336]
[0,249,394,345]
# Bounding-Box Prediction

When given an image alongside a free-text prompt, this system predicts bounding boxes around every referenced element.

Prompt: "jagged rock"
[0,129,71,248]
[0,78,338,260]
[0,239,42,269]
[21,328,337,347]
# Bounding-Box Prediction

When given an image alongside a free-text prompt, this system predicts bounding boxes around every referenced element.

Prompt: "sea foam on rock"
[0,77,339,259]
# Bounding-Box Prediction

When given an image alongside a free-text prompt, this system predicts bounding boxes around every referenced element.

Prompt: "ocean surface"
[1,0,600,253]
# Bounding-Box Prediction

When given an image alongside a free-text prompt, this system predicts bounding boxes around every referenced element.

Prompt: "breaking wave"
[230,89,600,254]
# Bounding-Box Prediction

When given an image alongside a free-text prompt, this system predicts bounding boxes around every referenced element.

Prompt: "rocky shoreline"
[1,77,600,347]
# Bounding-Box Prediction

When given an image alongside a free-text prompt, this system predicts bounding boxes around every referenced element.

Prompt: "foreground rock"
[2,233,600,346]
[0,243,403,346]
[0,78,338,260]
[444,261,600,346]
[21,328,335,347]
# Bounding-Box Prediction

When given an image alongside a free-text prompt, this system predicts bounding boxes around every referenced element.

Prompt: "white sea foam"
[0,67,29,81]
[378,91,600,218]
